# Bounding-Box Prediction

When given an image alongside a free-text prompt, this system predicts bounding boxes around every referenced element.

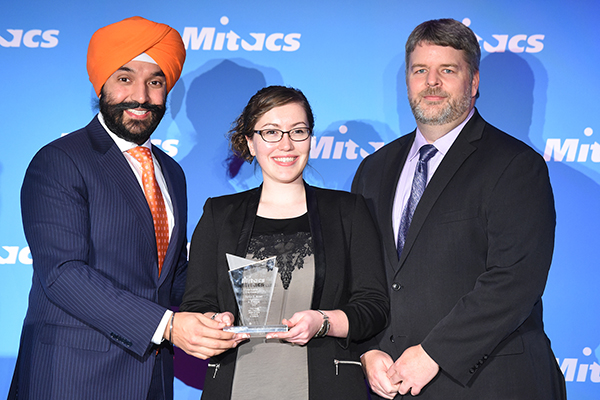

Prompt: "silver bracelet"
[314,310,330,338]
[169,312,175,343]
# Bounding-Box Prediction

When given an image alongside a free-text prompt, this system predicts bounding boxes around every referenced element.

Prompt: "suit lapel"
[236,187,261,256]
[379,135,413,271]
[305,184,326,309]
[153,148,182,283]
[88,117,158,273]
[397,111,485,269]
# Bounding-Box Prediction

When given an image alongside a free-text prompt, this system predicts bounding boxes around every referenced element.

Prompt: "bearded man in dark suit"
[352,18,566,400]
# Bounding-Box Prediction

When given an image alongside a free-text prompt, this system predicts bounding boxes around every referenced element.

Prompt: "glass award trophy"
[224,254,289,337]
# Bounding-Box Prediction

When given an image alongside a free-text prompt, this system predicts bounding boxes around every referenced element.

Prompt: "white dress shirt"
[98,112,174,344]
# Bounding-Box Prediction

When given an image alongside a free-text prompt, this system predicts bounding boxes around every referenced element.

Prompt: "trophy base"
[224,325,289,337]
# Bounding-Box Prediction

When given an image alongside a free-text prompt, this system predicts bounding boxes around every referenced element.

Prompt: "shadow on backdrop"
[480,52,600,395]
[481,51,600,342]
[308,120,392,191]
[177,59,267,228]
[482,51,600,383]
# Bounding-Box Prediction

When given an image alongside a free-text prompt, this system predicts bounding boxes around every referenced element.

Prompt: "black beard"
[99,91,166,145]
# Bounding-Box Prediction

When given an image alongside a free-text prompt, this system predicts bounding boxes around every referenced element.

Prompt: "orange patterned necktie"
[127,146,169,275]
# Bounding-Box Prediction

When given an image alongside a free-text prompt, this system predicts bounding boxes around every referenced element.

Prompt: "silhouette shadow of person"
[177,59,268,228]
[479,52,600,365]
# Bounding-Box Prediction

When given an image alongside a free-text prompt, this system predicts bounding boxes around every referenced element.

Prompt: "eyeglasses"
[253,128,312,143]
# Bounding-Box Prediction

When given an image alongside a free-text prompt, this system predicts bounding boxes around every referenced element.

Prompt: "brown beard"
[409,86,472,126]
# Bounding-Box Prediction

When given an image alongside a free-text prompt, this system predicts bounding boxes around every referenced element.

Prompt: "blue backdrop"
[1,1,599,398]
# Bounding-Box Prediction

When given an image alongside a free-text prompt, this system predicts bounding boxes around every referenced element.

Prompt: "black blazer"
[352,109,566,399]
[180,183,389,400]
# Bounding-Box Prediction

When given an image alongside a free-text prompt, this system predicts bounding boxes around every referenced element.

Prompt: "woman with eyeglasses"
[180,85,389,400]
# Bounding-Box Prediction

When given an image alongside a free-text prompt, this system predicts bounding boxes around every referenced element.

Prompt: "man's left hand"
[386,344,439,396]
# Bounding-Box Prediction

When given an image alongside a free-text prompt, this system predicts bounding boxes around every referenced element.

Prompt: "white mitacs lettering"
[478,33,545,53]
[182,16,300,52]
[0,29,59,48]
[461,18,545,54]
[310,136,383,160]
[0,246,32,265]
[150,139,180,157]
[544,127,599,163]
[557,347,600,383]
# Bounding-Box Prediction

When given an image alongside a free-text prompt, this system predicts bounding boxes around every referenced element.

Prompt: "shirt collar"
[409,108,475,160]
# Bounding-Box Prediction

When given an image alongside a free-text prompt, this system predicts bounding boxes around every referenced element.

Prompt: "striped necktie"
[397,144,438,258]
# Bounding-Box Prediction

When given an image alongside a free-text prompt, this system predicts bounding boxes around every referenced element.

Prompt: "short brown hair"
[405,18,480,82]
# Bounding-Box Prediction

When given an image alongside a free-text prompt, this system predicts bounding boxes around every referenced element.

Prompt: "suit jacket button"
[391,282,402,291]
[389,335,395,343]
[469,368,476,374]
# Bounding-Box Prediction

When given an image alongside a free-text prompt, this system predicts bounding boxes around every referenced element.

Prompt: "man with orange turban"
[9,16,245,400]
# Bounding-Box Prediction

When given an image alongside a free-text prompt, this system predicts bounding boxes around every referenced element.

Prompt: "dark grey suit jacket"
[352,109,566,399]
[180,183,389,400]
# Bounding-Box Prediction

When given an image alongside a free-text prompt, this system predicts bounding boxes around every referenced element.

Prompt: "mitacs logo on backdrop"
[0,246,31,265]
[182,16,300,52]
[463,18,544,53]
[0,28,59,48]
[544,127,599,163]
[557,347,600,383]
[310,124,384,160]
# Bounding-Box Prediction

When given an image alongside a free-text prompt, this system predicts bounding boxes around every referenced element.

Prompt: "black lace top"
[248,214,313,290]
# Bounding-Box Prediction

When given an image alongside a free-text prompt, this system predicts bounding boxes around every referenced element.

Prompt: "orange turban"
[87,16,186,97]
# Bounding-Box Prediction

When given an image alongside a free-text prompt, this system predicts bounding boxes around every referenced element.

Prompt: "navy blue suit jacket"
[10,116,188,399]
[352,110,566,399]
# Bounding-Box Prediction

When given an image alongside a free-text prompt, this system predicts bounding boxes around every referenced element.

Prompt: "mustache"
[111,101,164,113]
[420,87,448,97]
